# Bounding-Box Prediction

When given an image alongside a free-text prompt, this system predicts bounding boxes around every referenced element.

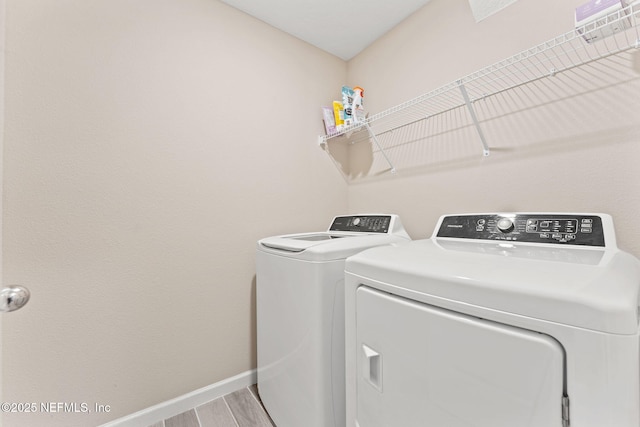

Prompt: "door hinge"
[562,396,570,427]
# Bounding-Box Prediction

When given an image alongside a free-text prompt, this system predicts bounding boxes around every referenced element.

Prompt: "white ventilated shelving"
[319,3,640,175]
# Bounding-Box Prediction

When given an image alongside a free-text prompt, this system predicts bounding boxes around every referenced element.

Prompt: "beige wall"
[346,0,640,256]
[3,0,640,426]
[0,0,4,406]
[2,0,347,425]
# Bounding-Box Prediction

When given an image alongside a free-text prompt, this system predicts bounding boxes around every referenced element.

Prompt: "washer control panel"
[436,214,605,246]
[330,215,392,233]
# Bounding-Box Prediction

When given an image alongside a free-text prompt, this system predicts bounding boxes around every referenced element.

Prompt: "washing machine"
[257,214,410,427]
[345,213,640,427]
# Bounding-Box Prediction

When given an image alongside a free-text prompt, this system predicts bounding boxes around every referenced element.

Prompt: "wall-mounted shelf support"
[364,122,396,174]
[458,81,491,157]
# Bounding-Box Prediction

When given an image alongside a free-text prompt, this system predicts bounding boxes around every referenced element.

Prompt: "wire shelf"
[319,3,640,173]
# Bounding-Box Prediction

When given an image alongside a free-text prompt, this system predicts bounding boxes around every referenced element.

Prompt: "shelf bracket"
[364,122,397,174]
[458,81,490,157]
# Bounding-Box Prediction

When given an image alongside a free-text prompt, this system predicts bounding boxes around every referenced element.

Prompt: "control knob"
[496,217,515,233]
[352,217,362,226]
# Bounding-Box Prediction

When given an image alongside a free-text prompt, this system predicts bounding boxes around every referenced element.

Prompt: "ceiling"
[219,0,434,60]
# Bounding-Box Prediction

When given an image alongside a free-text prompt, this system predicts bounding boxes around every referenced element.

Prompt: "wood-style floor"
[148,385,275,427]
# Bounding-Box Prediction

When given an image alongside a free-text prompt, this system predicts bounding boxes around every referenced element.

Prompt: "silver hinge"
[562,396,570,427]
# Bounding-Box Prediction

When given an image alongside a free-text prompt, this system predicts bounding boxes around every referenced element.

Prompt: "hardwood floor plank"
[247,385,262,405]
[165,409,200,427]
[224,388,275,427]
[196,397,238,427]
[248,385,274,425]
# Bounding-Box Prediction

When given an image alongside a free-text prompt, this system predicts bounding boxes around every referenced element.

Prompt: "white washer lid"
[346,238,640,334]
[258,232,410,261]
[259,233,350,252]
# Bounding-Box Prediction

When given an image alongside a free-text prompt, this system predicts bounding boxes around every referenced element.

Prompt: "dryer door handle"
[362,344,383,392]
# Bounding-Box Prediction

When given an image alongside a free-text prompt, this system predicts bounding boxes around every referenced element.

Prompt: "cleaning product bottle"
[342,86,355,126]
[352,86,365,123]
[333,101,345,132]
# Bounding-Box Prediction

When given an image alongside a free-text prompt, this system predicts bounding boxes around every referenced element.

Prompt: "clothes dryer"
[345,213,640,427]
[257,214,410,427]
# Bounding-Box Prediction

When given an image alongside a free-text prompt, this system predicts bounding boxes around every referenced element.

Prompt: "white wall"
[2,0,347,425]
[346,0,640,256]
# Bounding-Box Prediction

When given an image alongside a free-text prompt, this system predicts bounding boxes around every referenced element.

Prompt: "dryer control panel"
[330,215,392,233]
[436,214,605,246]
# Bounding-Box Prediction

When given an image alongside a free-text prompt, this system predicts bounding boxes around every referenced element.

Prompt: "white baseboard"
[98,369,257,427]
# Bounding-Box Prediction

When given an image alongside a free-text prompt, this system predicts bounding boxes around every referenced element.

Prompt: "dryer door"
[355,287,566,427]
